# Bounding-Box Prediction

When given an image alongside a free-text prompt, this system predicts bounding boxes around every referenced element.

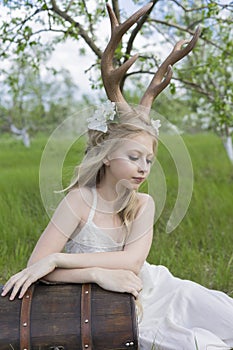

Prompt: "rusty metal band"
[81,283,92,350]
[20,284,35,350]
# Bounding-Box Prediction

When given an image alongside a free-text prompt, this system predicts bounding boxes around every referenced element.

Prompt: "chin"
[116,179,137,192]
[132,184,141,191]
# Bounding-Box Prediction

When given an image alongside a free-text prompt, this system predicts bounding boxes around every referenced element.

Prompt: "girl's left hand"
[1,254,57,300]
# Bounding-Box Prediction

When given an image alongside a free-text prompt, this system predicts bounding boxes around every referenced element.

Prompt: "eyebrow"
[128,148,154,157]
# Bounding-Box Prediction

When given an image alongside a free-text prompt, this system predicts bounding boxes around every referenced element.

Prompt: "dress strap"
[86,187,97,223]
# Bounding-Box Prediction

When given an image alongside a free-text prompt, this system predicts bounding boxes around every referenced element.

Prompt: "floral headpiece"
[87,101,161,136]
[87,101,116,133]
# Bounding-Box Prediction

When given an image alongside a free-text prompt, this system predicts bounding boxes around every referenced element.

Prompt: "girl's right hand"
[1,254,57,300]
[94,268,143,298]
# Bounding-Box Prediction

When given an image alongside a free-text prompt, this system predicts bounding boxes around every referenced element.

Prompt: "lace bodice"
[65,188,125,254]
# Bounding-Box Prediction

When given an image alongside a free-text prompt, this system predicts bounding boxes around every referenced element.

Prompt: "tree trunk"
[223,135,233,164]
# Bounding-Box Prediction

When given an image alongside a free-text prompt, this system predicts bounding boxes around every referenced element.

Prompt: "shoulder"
[66,186,93,200]
[135,192,155,218]
[136,192,155,207]
[64,186,94,217]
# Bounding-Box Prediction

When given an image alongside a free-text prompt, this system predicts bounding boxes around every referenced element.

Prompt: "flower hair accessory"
[151,119,161,136]
[87,100,162,136]
[87,100,116,133]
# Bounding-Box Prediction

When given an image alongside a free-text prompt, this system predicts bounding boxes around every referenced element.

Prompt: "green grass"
[0,133,233,296]
[148,133,233,296]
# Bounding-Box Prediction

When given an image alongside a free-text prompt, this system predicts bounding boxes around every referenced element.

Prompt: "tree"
[156,1,233,162]
[1,1,233,159]
[0,42,80,138]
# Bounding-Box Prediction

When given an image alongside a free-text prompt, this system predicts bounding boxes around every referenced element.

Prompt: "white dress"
[66,189,233,350]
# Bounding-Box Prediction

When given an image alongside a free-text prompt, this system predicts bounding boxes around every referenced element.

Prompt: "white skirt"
[138,262,233,350]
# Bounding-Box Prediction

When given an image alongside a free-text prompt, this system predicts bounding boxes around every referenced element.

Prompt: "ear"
[103,158,110,166]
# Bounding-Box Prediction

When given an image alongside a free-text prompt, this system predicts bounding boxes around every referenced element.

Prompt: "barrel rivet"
[125,343,130,347]
[84,345,89,348]
[23,322,27,327]
[25,295,30,299]
[85,290,89,294]
[130,342,134,346]
[24,348,27,350]
[84,319,89,323]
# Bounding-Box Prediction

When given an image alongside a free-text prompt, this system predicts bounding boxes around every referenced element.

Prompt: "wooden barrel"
[0,283,138,350]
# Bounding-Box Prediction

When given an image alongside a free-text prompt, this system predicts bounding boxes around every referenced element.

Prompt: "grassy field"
[0,133,232,296]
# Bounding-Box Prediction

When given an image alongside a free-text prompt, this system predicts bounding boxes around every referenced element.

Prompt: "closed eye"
[128,155,139,161]
[129,155,154,164]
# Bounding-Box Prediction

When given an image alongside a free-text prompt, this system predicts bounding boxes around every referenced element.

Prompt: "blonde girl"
[2,107,233,350]
[1,110,157,302]
[2,3,233,349]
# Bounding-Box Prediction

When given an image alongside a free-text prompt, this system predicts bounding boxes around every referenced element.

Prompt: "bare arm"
[1,191,153,299]
[44,267,143,298]
[31,192,154,274]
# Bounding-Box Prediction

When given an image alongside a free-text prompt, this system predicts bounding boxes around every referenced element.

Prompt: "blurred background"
[0,0,232,295]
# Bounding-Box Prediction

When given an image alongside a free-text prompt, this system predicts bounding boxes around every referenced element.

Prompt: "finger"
[126,284,139,298]
[9,275,30,301]
[134,275,143,286]
[130,288,139,299]
[1,274,20,297]
[18,277,35,299]
[9,283,23,301]
[129,277,142,291]
[128,272,142,284]
[1,286,8,297]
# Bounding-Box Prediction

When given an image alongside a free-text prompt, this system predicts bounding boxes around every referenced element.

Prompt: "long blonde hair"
[68,109,158,232]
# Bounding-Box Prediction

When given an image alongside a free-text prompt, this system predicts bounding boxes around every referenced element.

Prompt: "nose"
[137,158,149,174]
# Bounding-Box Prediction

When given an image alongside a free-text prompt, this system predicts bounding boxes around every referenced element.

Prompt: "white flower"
[103,100,116,120]
[151,119,161,136]
[87,101,116,133]
[87,118,108,133]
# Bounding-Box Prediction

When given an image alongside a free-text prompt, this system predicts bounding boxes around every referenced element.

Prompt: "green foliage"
[0,45,81,133]
[165,1,233,136]
[0,133,232,296]
[1,0,233,140]
[124,89,191,126]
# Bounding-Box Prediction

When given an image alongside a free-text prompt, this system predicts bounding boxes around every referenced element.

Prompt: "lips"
[132,177,145,184]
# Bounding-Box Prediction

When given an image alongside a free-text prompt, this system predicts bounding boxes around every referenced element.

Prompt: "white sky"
[44,1,153,99]
[45,39,96,98]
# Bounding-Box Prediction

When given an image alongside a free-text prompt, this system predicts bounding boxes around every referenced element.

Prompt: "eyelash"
[129,156,138,161]
[129,156,153,164]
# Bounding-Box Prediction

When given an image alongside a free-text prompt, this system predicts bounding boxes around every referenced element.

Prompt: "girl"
[2,3,233,349]
[1,106,233,350]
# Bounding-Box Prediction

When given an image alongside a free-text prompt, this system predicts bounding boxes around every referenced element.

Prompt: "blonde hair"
[68,109,158,232]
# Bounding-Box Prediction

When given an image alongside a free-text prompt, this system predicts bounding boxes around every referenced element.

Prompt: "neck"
[96,178,132,213]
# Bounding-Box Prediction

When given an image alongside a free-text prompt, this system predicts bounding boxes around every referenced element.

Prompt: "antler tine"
[139,26,201,112]
[101,2,153,108]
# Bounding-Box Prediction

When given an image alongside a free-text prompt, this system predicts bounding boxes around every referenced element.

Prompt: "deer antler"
[101,2,153,111]
[101,3,201,117]
[139,26,201,112]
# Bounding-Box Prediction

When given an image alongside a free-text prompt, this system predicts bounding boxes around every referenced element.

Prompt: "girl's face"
[104,132,155,190]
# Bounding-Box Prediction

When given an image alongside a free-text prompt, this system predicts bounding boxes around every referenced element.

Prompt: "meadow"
[0,133,232,296]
